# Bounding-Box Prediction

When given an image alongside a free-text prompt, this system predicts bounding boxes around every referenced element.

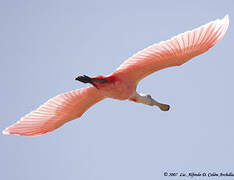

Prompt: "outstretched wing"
[113,15,229,84]
[3,87,105,136]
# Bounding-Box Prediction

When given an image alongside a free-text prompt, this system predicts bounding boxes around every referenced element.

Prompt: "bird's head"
[139,93,170,111]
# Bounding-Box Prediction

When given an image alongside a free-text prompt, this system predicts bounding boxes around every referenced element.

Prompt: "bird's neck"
[129,92,153,106]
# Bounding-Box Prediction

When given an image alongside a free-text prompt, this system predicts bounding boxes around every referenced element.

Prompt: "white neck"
[129,92,170,111]
[129,92,154,106]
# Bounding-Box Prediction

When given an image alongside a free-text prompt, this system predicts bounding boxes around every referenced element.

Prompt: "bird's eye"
[146,95,151,98]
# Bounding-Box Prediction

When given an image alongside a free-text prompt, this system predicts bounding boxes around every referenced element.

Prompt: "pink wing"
[113,15,229,83]
[3,87,105,136]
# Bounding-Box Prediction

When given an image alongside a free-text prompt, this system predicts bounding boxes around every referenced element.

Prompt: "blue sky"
[1,0,234,179]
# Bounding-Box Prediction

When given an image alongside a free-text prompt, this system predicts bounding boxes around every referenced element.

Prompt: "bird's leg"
[129,92,170,111]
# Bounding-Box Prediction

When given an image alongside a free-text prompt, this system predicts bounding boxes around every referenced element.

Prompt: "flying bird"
[3,15,229,136]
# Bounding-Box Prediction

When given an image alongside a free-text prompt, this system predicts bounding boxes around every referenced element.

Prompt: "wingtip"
[214,14,230,42]
[224,14,229,23]
[221,14,229,28]
[222,14,230,35]
[2,129,10,135]
[224,14,229,20]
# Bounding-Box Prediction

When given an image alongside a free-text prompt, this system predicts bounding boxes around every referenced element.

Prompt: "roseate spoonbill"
[3,15,229,136]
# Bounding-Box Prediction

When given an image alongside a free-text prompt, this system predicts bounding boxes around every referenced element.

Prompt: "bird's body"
[3,15,229,136]
[92,75,135,100]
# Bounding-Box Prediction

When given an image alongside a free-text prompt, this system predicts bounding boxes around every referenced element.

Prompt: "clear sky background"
[1,0,233,179]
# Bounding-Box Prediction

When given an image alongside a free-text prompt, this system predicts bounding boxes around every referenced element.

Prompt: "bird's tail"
[75,75,93,83]
[75,75,107,87]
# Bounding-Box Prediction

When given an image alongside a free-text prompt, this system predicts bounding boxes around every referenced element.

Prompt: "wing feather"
[114,15,229,83]
[3,87,104,136]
